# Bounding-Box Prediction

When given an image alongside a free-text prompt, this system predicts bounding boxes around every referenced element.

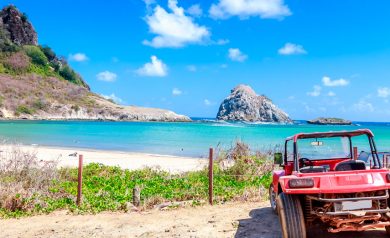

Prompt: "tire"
[386,226,390,237]
[276,192,306,238]
[269,184,277,214]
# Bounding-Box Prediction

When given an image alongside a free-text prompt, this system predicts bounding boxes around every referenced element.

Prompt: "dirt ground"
[0,202,387,238]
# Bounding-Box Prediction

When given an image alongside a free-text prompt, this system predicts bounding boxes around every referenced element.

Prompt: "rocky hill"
[0,5,190,122]
[217,85,292,123]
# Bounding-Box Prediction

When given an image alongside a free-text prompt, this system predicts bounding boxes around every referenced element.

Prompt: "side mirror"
[274,152,283,165]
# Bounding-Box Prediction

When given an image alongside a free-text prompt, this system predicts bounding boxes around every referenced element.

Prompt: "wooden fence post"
[208,147,214,205]
[133,186,141,207]
[76,154,83,206]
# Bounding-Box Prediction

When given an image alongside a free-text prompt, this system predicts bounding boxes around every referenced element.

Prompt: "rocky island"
[216,84,292,123]
[307,117,352,125]
[0,5,189,122]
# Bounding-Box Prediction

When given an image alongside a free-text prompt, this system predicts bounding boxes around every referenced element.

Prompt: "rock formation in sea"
[216,84,292,123]
[0,5,190,122]
[307,117,352,125]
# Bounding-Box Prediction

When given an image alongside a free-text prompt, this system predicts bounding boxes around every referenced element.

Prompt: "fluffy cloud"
[136,55,168,77]
[378,87,390,98]
[101,93,123,104]
[278,43,306,55]
[96,71,117,82]
[228,48,247,62]
[172,88,182,96]
[322,76,349,87]
[187,4,203,17]
[209,0,291,19]
[68,53,88,62]
[307,85,321,97]
[143,0,210,48]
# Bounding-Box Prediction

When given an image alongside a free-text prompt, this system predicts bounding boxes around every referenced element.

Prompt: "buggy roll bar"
[283,129,382,171]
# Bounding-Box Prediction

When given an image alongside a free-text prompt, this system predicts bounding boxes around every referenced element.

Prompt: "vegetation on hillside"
[0,5,89,89]
[0,142,274,218]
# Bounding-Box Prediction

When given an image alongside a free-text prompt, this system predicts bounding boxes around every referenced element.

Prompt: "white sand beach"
[0,144,208,173]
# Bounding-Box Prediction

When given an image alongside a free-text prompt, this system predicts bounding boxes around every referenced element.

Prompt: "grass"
[0,142,274,218]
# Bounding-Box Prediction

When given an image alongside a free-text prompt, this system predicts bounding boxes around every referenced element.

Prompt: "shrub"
[15,105,35,115]
[39,45,56,62]
[59,65,84,86]
[0,63,5,73]
[0,146,59,215]
[32,99,47,111]
[4,51,30,73]
[21,13,28,22]
[23,45,48,66]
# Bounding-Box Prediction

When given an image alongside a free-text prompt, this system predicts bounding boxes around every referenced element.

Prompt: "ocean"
[1,119,390,158]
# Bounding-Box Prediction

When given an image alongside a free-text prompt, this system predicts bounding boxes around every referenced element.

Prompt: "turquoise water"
[0,119,390,157]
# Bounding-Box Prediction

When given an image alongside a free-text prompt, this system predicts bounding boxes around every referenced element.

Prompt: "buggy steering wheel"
[299,158,313,167]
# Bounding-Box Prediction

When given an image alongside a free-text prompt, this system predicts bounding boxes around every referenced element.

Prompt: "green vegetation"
[23,45,48,66]
[15,105,35,115]
[0,143,274,218]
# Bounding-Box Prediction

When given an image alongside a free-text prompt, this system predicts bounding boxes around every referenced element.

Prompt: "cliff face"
[0,5,190,122]
[0,5,38,46]
[217,85,292,123]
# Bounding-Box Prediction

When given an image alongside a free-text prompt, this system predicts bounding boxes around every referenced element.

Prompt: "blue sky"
[3,0,390,121]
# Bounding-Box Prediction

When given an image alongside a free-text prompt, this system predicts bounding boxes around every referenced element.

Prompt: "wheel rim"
[269,186,276,210]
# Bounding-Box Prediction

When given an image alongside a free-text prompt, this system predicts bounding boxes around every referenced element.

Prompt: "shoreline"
[0,144,207,173]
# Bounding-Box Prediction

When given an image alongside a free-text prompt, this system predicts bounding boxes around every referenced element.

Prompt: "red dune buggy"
[269,129,390,238]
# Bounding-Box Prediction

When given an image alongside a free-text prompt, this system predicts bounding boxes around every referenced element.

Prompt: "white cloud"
[307,85,321,97]
[143,0,210,48]
[187,65,197,72]
[136,55,168,77]
[101,93,123,104]
[96,71,117,82]
[278,43,306,55]
[378,87,390,98]
[172,88,182,96]
[353,99,374,112]
[228,48,247,62]
[69,53,88,62]
[327,91,336,97]
[322,76,349,87]
[187,4,203,17]
[209,0,291,19]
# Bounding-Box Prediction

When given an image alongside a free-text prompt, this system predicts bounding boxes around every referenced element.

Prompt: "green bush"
[39,45,56,62]
[23,45,48,66]
[32,99,47,110]
[15,105,35,115]
[0,63,5,73]
[59,65,83,85]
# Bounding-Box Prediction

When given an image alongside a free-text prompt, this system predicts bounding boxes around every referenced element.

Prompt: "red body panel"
[275,169,390,194]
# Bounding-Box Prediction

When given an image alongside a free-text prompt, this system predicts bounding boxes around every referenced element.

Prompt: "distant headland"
[0,5,190,122]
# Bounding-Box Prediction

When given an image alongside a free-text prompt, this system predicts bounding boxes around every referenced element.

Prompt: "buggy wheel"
[269,184,277,213]
[276,192,306,238]
[386,226,390,237]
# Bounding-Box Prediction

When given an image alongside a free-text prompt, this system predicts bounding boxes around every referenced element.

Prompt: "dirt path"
[0,202,387,238]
